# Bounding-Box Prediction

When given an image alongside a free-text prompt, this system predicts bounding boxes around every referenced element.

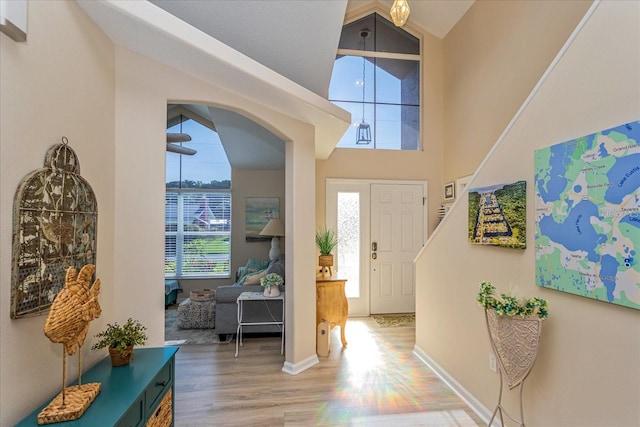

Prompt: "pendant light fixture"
[356,30,371,145]
[390,0,411,27]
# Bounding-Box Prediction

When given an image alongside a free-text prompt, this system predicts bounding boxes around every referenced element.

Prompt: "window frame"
[329,13,422,151]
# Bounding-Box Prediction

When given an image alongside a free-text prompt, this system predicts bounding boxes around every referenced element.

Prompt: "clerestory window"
[165,111,232,278]
[329,13,420,150]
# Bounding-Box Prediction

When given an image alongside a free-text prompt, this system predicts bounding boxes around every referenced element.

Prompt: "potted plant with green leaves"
[315,227,338,275]
[91,318,148,366]
[260,273,283,297]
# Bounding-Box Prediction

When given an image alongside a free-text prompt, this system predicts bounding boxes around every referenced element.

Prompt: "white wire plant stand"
[485,309,543,427]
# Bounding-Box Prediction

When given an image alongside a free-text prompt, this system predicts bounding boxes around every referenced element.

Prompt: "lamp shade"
[259,218,285,237]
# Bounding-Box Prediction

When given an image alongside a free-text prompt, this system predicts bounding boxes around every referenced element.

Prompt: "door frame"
[325,178,429,317]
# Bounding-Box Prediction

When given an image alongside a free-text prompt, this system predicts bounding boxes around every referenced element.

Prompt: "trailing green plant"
[315,227,338,255]
[92,318,148,356]
[477,281,549,319]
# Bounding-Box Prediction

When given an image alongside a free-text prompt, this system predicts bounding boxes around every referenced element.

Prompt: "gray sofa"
[214,255,284,339]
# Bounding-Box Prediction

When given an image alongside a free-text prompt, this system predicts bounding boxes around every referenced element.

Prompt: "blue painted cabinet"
[16,347,179,427]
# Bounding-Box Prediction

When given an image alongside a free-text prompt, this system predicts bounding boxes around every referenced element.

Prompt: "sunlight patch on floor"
[342,321,384,379]
[310,318,478,426]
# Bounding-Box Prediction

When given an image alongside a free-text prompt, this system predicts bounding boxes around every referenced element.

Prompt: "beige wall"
[285,134,319,369]
[181,169,285,296]
[231,169,286,271]
[0,1,116,424]
[416,1,640,426]
[113,46,318,367]
[443,0,592,183]
[317,28,444,234]
[1,1,320,423]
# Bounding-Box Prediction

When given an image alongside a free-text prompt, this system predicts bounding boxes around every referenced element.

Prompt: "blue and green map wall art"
[468,180,527,249]
[534,120,640,310]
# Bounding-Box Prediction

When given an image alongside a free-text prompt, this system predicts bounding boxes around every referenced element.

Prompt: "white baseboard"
[282,354,319,375]
[413,344,499,427]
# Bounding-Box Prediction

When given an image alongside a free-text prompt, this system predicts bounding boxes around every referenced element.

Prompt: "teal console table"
[17,346,179,427]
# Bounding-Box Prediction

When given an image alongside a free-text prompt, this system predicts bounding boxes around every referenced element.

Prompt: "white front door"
[370,184,424,314]
[326,179,426,316]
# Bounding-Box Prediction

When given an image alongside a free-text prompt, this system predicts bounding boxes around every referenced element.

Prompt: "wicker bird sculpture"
[44,264,102,354]
[39,264,102,424]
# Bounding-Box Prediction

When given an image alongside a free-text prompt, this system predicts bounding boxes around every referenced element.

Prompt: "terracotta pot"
[319,254,334,267]
[109,345,134,367]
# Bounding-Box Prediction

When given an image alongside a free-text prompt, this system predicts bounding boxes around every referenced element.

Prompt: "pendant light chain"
[361,35,366,122]
[356,30,372,144]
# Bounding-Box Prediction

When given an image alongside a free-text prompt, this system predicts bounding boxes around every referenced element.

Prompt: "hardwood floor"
[173,317,484,426]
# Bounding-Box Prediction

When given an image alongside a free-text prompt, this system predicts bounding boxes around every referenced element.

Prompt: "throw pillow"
[246,258,270,272]
[243,269,267,285]
[236,259,270,284]
[266,254,285,279]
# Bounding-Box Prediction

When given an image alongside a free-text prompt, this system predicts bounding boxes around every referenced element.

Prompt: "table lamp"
[259,218,285,260]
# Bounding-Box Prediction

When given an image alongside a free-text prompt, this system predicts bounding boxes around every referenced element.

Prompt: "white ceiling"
[208,107,285,170]
[86,1,474,170]
[149,0,348,99]
[348,1,475,39]
[151,0,474,99]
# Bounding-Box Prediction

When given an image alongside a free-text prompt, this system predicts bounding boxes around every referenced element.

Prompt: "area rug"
[164,308,232,345]
[372,313,415,328]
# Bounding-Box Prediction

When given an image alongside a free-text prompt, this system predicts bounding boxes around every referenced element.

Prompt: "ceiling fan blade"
[166,143,197,155]
[166,133,192,143]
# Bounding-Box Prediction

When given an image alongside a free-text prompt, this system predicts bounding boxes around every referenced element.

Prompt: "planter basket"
[318,255,334,267]
[109,346,134,367]
[318,255,334,278]
[485,309,542,427]
[486,310,542,389]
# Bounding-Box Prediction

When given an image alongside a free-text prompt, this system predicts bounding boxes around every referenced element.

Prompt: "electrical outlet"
[489,352,497,373]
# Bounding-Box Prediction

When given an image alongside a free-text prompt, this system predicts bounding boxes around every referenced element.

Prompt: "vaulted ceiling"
[150,0,474,98]
[84,1,474,169]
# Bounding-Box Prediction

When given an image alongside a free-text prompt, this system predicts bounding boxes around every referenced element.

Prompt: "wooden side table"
[316,277,348,347]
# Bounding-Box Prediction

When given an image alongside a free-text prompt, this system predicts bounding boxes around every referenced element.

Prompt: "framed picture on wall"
[468,180,526,249]
[444,182,455,201]
[245,197,279,241]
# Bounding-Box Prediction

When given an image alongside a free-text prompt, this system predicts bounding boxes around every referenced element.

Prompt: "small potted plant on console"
[92,318,148,366]
[316,227,338,277]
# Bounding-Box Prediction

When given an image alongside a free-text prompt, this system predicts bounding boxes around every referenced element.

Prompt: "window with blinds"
[165,109,232,278]
[165,192,231,277]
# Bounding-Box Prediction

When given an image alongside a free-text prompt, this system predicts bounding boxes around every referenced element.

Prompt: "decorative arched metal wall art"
[11,137,98,318]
